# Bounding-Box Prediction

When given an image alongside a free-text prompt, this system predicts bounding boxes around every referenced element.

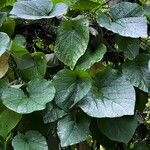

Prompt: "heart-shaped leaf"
[57,114,90,147]
[2,79,56,114]
[97,115,138,144]
[54,15,89,69]
[97,2,148,38]
[10,0,68,20]
[12,131,48,150]
[79,68,136,118]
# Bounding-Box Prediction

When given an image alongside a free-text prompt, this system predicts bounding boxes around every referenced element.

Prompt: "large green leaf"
[97,2,148,38]
[53,69,92,110]
[0,32,10,56]
[97,116,138,144]
[76,44,106,70]
[79,68,135,118]
[57,114,90,147]
[122,54,150,93]
[0,109,21,139]
[12,131,48,150]
[10,0,68,20]
[2,79,56,114]
[43,102,67,123]
[54,15,89,69]
[116,36,140,60]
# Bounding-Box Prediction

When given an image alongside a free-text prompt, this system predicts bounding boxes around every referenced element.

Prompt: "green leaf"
[0,109,22,138]
[72,0,100,11]
[0,12,7,27]
[2,79,56,114]
[97,116,138,144]
[122,54,150,93]
[79,68,136,118]
[96,2,148,38]
[22,52,47,80]
[54,15,89,69]
[133,142,149,150]
[53,69,92,110]
[0,32,10,56]
[10,0,68,20]
[76,44,106,70]
[57,114,90,147]
[0,0,15,9]
[116,36,140,60]
[0,18,16,36]
[43,102,67,123]
[12,130,48,150]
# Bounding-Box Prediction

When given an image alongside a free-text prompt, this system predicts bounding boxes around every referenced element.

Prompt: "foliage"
[0,0,150,149]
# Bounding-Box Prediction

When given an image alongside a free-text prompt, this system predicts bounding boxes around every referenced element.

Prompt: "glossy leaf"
[43,102,67,123]
[0,32,10,56]
[2,79,56,114]
[53,69,92,110]
[57,114,90,147]
[79,68,136,118]
[76,44,106,70]
[97,2,148,38]
[12,131,48,150]
[122,54,150,93]
[10,0,68,20]
[54,15,89,69]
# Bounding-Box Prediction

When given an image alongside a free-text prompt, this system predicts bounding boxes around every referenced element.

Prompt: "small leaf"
[133,142,149,150]
[97,116,138,144]
[57,114,90,147]
[76,44,106,70]
[22,52,47,80]
[0,12,7,27]
[54,15,89,69]
[2,79,56,114]
[122,54,150,93]
[10,0,68,20]
[43,102,67,123]
[0,32,10,56]
[0,53,9,79]
[0,109,22,138]
[12,130,48,150]
[97,2,148,38]
[53,69,92,110]
[79,68,136,118]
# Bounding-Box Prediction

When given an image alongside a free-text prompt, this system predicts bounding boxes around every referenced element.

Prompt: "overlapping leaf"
[12,131,48,150]
[54,15,89,69]
[122,54,150,93]
[2,79,56,114]
[10,0,68,20]
[53,69,92,110]
[57,114,90,147]
[97,115,138,144]
[97,2,148,38]
[79,68,136,118]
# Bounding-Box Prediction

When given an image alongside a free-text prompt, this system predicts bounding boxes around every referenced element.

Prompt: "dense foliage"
[0,0,150,150]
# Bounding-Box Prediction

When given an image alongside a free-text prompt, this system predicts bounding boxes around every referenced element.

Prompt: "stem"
[3,141,7,150]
